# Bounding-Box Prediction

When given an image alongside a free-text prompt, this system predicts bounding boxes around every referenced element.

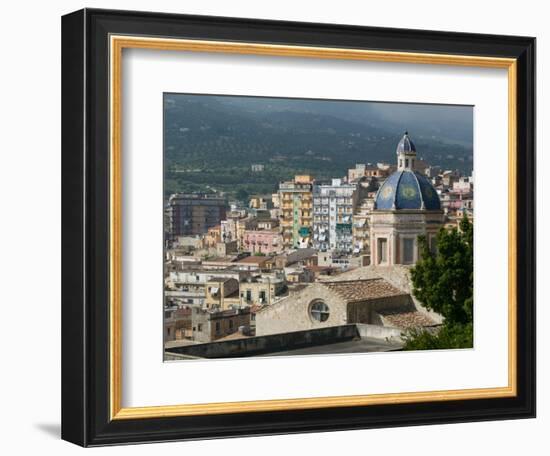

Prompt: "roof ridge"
[323,277,385,285]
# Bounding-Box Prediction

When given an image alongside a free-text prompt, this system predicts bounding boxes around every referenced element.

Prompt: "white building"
[312,179,357,253]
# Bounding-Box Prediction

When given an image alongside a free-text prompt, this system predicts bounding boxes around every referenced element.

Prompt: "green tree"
[402,322,473,351]
[403,215,474,350]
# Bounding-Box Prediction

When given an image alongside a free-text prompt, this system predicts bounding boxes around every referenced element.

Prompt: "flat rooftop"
[165,324,403,360]
[258,337,401,356]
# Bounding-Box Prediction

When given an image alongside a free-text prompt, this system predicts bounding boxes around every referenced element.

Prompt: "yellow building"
[205,277,240,310]
[204,225,222,248]
[278,175,314,249]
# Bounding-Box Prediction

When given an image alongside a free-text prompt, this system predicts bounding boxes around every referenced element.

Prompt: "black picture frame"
[62,8,536,447]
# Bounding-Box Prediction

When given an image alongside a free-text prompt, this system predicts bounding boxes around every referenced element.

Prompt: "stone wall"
[255,283,347,336]
[355,323,404,342]
[256,280,413,336]
[192,308,251,343]
[347,294,413,325]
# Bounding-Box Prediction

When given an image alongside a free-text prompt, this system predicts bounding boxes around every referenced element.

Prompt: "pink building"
[243,229,283,255]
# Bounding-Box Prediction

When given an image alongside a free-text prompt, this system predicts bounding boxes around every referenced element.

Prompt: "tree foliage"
[402,323,473,351]
[403,215,474,350]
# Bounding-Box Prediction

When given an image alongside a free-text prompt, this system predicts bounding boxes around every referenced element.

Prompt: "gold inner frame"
[109,35,518,420]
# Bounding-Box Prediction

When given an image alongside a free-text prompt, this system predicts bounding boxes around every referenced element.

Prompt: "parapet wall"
[166,324,386,359]
[355,323,403,342]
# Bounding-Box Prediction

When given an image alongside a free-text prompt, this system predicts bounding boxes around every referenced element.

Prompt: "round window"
[310,301,330,322]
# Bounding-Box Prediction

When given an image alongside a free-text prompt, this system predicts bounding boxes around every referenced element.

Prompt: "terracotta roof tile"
[323,278,406,303]
[207,276,235,283]
[173,307,192,318]
[237,256,270,264]
[377,309,436,329]
[305,265,333,272]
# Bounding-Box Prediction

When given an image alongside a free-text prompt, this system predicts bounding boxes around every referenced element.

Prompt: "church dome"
[374,170,441,210]
[396,131,416,155]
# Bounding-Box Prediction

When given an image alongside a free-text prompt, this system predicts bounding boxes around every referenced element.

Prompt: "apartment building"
[312,179,357,253]
[278,175,314,249]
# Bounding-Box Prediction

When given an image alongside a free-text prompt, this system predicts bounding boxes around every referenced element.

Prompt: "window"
[215,322,221,333]
[405,158,409,168]
[259,290,266,303]
[403,238,414,264]
[197,324,202,332]
[246,290,252,302]
[429,235,438,255]
[310,301,330,322]
[378,238,388,264]
[229,320,233,329]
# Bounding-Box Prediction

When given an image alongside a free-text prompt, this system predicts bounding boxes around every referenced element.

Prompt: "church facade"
[370,132,444,265]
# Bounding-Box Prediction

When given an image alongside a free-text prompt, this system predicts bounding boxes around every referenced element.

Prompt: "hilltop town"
[163,133,474,359]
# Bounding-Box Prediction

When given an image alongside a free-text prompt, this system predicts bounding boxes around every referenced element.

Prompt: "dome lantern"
[396,131,417,171]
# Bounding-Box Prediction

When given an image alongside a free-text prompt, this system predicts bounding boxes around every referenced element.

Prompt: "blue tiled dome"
[396,131,416,155]
[375,170,441,210]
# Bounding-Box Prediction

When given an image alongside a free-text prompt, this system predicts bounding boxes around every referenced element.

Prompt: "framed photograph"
[61,8,535,447]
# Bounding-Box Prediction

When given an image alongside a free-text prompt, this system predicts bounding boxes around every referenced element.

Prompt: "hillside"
[164,95,473,200]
